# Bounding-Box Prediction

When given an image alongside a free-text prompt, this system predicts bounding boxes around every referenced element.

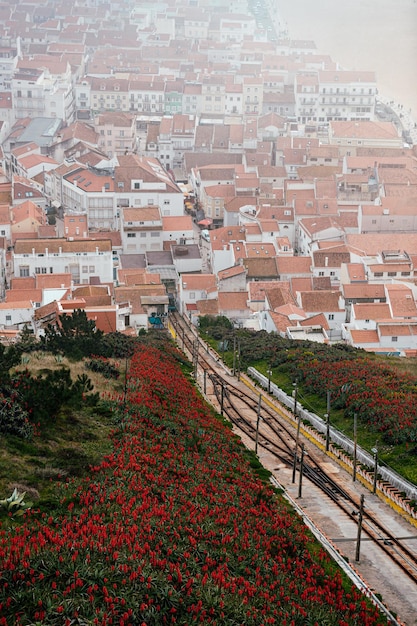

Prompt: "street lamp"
[267,368,272,393]
[236,338,241,379]
[255,393,262,455]
[325,390,331,452]
[372,442,379,494]
[353,413,358,482]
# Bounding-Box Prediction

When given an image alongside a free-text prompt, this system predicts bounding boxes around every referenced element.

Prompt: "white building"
[294,69,378,124]
[13,238,114,285]
[177,273,217,315]
[157,114,196,171]
[60,155,184,231]
[11,58,76,124]
[0,301,33,331]
[121,206,163,253]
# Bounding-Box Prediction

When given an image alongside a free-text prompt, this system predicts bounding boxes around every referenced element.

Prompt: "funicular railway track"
[169,312,417,590]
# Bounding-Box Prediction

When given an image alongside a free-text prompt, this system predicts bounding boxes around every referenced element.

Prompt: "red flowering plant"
[296,353,417,444]
[0,344,386,625]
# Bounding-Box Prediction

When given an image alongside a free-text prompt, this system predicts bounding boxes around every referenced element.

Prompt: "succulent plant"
[0,488,33,517]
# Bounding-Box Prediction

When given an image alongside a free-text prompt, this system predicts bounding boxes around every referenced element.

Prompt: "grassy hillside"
[200,321,417,486]
[0,352,122,507]
[0,338,387,625]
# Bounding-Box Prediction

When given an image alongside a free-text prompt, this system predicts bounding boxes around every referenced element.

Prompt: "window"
[318,271,324,276]
[6,315,11,321]
[189,292,195,299]
[374,272,383,277]
[20,267,29,277]
[134,182,140,189]
[387,272,397,277]
[127,233,136,238]
[392,336,398,342]
[328,314,334,320]
[89,266,95,273]
[82,265,88,272]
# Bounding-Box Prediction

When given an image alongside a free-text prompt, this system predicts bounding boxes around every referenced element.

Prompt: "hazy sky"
[276,0,417,118]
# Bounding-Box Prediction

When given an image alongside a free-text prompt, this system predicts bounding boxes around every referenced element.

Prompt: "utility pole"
[232,334,237,376]
[255,394,262,455]
[291,381,300,483]
[355,494,365,562]
[325,390,331,452]
[203,369,207,395]
[236,339,241,380]
[192,339,198,379]
[220,383,225,416]
[353,413,357,482]
[298,444,306,498]
[123,355,129,410]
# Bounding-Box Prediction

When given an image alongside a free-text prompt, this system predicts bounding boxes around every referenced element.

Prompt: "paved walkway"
[263,446,417,626]
[377,96,417,145]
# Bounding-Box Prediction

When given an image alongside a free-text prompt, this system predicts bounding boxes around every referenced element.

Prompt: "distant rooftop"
[15,117,63,148]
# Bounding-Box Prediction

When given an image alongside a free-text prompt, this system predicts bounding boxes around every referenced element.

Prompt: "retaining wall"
[248,367,417,509]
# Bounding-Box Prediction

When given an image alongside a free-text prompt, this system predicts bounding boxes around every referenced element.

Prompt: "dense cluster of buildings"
[0,0,416,355]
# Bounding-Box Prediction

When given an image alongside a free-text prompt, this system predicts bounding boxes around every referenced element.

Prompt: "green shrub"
[0,394,33,439]
[86,356,120,379]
